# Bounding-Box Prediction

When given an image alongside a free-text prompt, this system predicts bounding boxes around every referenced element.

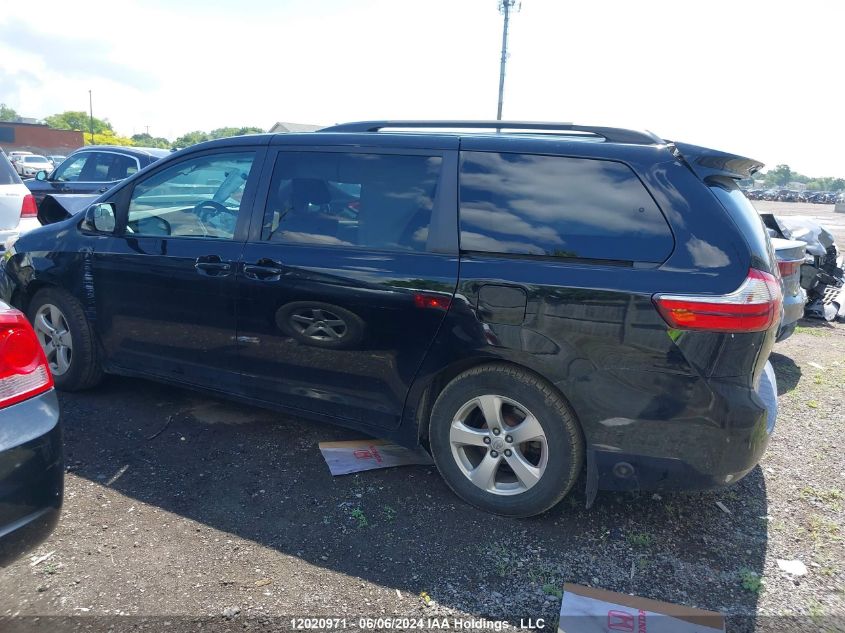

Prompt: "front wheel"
[429,364,584,517]
[27,288,103,391]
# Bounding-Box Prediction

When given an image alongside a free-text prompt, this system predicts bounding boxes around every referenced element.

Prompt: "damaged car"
[1,121,782,516]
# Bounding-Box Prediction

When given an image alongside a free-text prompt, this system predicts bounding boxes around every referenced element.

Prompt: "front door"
[93,149,263,390]
[236,146,459,429]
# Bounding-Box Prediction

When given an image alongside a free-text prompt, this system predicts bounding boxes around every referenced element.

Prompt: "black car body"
[2,121,781,516]
[0,303,61,565]
[25,145,170,208]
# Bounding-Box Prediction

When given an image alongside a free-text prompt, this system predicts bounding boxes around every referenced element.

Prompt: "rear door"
[236,140,459,429]
[92,148,265,389]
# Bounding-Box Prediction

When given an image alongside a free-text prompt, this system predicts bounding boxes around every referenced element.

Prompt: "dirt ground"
[0,203,843,633]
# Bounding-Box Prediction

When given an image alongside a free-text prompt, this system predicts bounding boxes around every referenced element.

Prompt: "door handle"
[195,255,232,276]
[243,259,284,281]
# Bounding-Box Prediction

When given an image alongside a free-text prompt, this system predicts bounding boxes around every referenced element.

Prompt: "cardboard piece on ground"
[558,584,725,633]
[318,439,433,475]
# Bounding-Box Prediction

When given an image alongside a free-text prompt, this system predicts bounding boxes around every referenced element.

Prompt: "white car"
[0,152,41,249]
[7,151,32,169]
[15,155,54,178]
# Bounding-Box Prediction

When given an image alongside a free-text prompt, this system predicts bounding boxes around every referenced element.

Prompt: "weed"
[542,584,563,599]
[350,508,369,528]
[627,532,652,547]
[739,569,764,594]
[382,506,397,522]
[807,600,825,625]
[807,400,819,409]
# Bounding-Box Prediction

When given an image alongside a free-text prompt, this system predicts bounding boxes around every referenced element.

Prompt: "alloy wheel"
[449,394,548,495]
[33,303,73,376]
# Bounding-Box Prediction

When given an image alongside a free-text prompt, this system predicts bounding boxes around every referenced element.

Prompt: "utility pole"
[497,1,520,120]
[88,90,95,144]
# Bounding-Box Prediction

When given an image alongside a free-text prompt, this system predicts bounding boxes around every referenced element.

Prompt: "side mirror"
[35,170,48,181]
[82,203,117,234]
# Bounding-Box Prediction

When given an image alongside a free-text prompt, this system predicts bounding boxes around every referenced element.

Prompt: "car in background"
[47,155,66,167]
[0,301,62,566]
[0,151,40,250]
[3,120,782,517]
[7,151,32,170]
[25,145,171,208]
[15,155,54,178]
[771,237,807,341]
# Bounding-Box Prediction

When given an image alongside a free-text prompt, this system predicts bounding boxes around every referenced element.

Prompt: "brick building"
[0,122,84,156]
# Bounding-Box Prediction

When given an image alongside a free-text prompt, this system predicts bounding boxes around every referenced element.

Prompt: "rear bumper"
[0,218,42,251]
[777,288,807,342]
[586,362,777,494]
[0,390,63,566]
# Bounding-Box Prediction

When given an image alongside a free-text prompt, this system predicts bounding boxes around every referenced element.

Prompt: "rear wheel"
[27,288,103,391]
[429,364,584,517]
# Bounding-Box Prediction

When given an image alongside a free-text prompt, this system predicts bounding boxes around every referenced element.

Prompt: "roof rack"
[318,120,664,145]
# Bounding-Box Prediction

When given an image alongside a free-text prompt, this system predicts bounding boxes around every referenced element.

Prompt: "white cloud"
[0,0,842,176]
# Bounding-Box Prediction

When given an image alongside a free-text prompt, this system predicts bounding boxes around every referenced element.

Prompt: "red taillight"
[21,194,38,218]
[653,269,782,333]
[777,259,802,278]
[413,292,451,310]
[0,309,54,408]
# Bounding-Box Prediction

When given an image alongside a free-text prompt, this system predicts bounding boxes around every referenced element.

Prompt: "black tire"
[429,364,584,517]
[275,301,364,350]
[27,287,103,392]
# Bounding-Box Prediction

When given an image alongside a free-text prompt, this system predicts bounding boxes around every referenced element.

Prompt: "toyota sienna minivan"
[1,121,780,516]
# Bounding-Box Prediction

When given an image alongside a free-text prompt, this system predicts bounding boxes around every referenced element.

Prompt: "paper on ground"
[558,583,725,633]
[319,439,433,475]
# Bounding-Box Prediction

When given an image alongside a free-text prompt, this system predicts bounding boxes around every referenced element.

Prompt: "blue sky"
[1,0,843,176]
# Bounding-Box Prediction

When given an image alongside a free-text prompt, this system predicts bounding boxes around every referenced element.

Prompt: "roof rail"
[318,120,664,145]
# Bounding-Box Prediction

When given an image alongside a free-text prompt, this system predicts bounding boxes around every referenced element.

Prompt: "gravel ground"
[0,203,843,633]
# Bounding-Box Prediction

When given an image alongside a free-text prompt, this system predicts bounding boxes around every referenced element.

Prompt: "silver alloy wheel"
[33,303,73,376]
[449,394,548,495]
[289,308,347,342]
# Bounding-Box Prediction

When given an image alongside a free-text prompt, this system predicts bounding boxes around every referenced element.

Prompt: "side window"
[262,151,442,252]
[53,154,90,182]
[459,152,674,263]
[127,152,255,239]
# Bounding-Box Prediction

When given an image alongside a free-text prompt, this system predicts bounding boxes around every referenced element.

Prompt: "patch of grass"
[739,569,764,594]
[627,532,652,547]
[542,584,563,599]
[350,508,368,528]
[807,400,819,409]
[801,486,844,510]
[489,543,511,578]
[807,514,840,544]
[807,599,825,626]
[795,326,830,337]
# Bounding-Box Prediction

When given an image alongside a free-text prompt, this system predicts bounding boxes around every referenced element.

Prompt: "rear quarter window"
[709,179,775,274]
[458,152,673,263]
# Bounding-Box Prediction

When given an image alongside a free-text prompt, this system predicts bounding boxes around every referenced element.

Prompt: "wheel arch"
[412,356,586,450]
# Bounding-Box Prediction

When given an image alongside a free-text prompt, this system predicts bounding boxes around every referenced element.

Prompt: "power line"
[497,0,520,120]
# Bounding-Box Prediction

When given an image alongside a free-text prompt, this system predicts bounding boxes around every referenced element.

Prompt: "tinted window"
[459,152,673,262]
[127,152,255,239]
[79,152,138,181]
[53,153,90,182]
[0,153,20,185]
[710,179,775,274]
[262,152,442,252]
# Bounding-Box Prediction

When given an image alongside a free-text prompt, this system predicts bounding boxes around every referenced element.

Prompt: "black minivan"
[1,121,780,516]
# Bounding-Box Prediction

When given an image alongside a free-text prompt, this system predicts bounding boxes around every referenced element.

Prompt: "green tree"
[130,133,171,149]
[45,111,113,134]
[173,126,265,148]
[763,164,794,187]
[84,130,134,146]
[0,103,18,122]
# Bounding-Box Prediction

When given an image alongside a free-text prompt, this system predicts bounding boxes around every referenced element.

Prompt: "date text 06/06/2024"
[289,617,546,630]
